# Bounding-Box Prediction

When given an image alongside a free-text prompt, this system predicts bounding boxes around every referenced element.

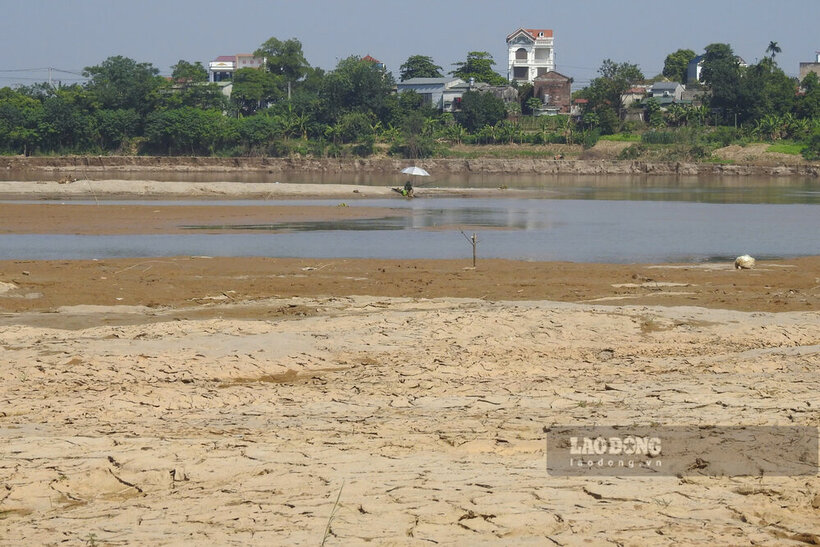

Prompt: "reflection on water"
[183,205,551,232]
[2,198,817,263]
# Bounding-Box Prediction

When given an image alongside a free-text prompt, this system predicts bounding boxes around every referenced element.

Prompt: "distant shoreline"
[1,155,818,178]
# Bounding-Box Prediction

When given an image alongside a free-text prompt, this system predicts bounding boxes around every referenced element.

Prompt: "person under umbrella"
[395,166,430,198]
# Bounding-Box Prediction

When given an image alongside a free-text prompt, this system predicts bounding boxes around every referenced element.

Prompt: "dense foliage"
[0,36,818,160]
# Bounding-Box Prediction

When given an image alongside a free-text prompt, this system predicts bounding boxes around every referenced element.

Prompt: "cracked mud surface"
[2,294,819,544]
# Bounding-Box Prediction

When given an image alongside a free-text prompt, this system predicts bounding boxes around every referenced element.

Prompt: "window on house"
[515,48,527,60]
[420,93,433,105]
[513,67,528,80]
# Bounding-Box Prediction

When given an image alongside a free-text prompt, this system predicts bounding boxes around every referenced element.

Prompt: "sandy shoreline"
[1,179,819,544]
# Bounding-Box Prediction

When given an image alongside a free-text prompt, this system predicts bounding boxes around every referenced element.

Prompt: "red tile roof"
[525,28,553,39]
[506,28,553,42]
[214,55,236,62]
[362,55,382,64]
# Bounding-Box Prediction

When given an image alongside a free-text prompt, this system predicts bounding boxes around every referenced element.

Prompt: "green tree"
[525,97,543,114]
[699,43,742,121]
[662,49,696,83]
[736,59,796,124]
[766,41,782,61]
[318,56,396,124]
[517,82,534,114]
[83,56,162,115]
[454,90,506,132]
[95,108,141,150]
[171,60,208,83]
[450,51,507,85]
[144,107,227,155]
[796,72,820,119]
[230,68,282,116]
[0,88,44,155]
[165,82,228,111]
[335,111,375,143]
[399,55,443,81]
[40,91,96,151]
[255,37,310,82]
[576,59,644,134]
[643,98,665,128]
[237,114,282,152]
[801,127,820,160]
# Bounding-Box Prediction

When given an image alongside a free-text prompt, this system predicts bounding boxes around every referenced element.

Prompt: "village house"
[396,77,468,112]
[208,54,264,82]
[621,86,648,108]
[506,28,556,83]
[649,81,685,104]
[397,77,518,112]
[532,71,572,114]
[799,52,820,81]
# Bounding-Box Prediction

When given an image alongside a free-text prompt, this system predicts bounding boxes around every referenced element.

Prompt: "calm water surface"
[2,195,817,263]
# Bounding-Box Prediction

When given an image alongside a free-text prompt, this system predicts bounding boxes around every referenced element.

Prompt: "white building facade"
[208,54,264,82]
[507,28,555,83]
[396,78,468,112]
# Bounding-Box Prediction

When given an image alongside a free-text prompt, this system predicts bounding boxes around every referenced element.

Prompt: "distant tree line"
[574,42,820,158]
[1,37,819,159]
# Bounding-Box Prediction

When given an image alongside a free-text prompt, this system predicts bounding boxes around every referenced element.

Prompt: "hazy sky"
[1,0,817,88]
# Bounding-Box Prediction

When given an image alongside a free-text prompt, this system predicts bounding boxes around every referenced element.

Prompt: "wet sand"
[0,203,407,235]
[0,256,819,318]
[1,184,819,545]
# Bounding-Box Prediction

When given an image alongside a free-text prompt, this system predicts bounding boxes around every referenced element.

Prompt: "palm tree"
[766,41,782,61]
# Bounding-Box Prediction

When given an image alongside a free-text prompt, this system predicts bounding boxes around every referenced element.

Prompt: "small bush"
[352,136,375,157]
[618,144,646,160]
[266,140,290,157]
[582,129,600,149]
[688,144,710,160]
[325,143,344,158]
[388,135,436,159]
[801,130,820,161]
[704,126,743,147]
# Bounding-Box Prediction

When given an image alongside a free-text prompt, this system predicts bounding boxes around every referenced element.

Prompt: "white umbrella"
[401,166,430,177]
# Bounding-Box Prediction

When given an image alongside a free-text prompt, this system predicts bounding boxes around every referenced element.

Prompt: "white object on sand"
[734,255,755,270]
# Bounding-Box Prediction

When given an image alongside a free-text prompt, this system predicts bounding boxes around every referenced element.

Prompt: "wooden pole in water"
[460,230,478,268]
[471,233,477,268]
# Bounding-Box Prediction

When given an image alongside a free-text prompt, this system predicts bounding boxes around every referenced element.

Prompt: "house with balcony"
[208,53,264,82]
[506,28,555,84]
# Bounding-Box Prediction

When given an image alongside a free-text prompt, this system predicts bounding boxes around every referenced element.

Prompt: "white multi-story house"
[506,28,555,83]
[208,54,264,82]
